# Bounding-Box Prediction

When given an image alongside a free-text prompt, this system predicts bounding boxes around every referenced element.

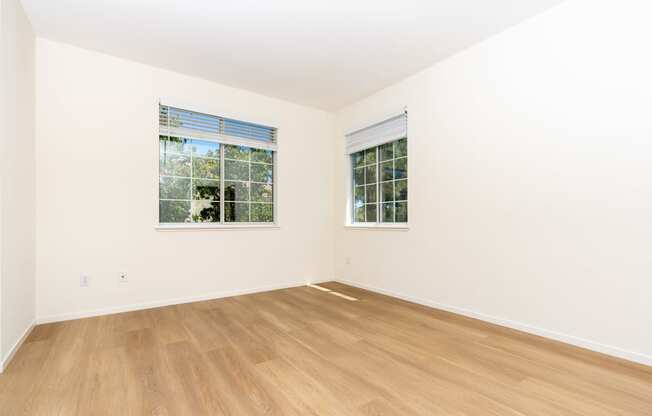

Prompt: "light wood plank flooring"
[1,282,651,415]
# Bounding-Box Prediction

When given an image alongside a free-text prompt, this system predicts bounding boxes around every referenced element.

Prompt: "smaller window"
[352,138,407,224]
[346,111,407,226]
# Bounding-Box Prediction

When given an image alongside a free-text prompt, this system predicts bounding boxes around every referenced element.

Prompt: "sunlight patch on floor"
[307,284,358,301]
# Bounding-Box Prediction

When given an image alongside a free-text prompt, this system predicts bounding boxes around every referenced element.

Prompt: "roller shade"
[345,111,407,154]
[159,104,278,151]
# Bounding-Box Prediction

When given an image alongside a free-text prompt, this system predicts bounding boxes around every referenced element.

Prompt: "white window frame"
[154,100,280,230]
[344,110,409,230]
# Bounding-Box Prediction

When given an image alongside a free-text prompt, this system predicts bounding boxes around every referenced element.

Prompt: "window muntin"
[352,138,407,224]
[159,136,274,224]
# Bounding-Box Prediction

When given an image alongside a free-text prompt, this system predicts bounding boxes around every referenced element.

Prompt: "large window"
[352,138,407,223]
[346,111,408,225]
[158,105,276,225]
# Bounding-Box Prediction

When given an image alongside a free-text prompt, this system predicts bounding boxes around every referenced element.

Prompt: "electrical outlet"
[119,272,128,283]
[80,274,90,287]
[345,257,351,265]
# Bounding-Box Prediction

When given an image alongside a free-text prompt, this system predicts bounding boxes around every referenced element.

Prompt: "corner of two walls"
[0,0,36,370]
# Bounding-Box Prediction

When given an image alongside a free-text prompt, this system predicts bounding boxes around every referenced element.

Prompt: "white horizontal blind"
[159,105,278,151]
[345,111,407,154]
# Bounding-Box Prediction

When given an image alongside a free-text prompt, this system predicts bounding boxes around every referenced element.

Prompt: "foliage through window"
[159,138,274,224]
[158,105,276,225]
[352,138,407,224]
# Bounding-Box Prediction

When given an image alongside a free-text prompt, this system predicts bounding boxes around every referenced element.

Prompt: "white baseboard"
[37,280,323,325]
[1,320,36,373]
[337,279,652,368]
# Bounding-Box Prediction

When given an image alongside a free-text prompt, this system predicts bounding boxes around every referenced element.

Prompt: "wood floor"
[1,282,651,415]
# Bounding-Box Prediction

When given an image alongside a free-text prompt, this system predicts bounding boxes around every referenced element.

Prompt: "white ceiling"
[22,0,564,111]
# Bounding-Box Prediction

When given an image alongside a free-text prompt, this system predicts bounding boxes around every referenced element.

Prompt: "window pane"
[225,202,250,222]
[225,144,251,161]
[381,202,395,223]
[380,161,394,181]
[395,179,408,201]
[224,181,249,201]
[352,151,365,168]
[225,160,249,181]
[159,176,191,200]
[365,165,377,184]
[251,183,273,203]
[251,203,273,222]
[192,157,220,179]
[366,184,377,203]
[350,138,407,224]
[160,200,190,223]
[381,181,394,202]
[251,149,273,164]
[355,206,365,222]
[160,118,276,225]
[354,186,365,207]
[354,167,364,185]
[365,148,377,165]
[365,204,377,222]
[396,201,408,223]
[394,157,407,180]
[191,200,220,223]
[380,142,393,161]
[159,153,190,177]
[251,163,273,183]
[193,179,220,201]
[160,136,190,154]
[395,138,407,158]
[191,140,220,158]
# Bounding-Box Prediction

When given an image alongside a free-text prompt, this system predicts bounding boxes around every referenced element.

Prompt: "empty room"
[1,0,651,414]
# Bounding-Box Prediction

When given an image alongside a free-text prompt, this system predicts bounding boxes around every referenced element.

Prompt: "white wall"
[0,0,36,368]
[35,39,335,322]
[335,0,652,365]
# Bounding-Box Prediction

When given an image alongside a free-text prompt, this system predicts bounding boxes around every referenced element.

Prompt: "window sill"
[156,223,280,231]
[344,224,409,231]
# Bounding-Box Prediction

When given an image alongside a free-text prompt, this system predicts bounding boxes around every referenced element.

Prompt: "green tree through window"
[352,138,407,224]
[159,136,274,224]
